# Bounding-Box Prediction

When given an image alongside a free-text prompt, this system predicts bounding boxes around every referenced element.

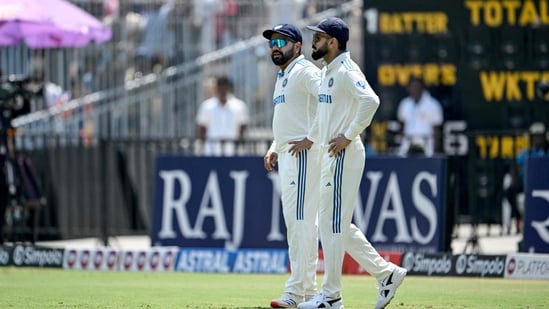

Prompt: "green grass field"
[0,267,547,308]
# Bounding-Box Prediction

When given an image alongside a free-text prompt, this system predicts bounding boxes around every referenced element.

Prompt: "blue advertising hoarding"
[523,157,549,253]
[356,157,446,252]
[151,156,446,252]
[175,248,288,273]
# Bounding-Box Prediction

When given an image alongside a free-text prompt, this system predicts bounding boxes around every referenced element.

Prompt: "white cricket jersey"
[397,90,443,137]
[196,94,249,140]
[270,55,321,152]
[309,52,379,145]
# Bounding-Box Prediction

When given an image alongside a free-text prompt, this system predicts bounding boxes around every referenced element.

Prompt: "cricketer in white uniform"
[296,18,407,309]
[262,24,322,308]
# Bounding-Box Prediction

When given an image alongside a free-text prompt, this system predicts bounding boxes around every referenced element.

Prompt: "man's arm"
[342,70,380,141]
[238,124,247,140]
[197,125,207,140]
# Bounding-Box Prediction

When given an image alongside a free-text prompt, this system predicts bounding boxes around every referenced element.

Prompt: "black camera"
[0,75,37,127]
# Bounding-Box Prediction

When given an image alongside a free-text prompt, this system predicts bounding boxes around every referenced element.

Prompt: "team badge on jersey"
[328,77,334,87]
[283,78,288,87]
[356,80,366,89]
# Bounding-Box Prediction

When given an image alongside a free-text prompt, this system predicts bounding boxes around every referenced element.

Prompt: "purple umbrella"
[0,0,112,48]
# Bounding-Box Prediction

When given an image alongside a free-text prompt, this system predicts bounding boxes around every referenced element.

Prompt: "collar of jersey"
[278,54,305,77]
[325,50,350,72]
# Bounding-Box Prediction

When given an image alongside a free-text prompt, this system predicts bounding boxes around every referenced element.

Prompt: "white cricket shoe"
[297,292,343,309]
[374,266,407,309]
[270,292,303,308]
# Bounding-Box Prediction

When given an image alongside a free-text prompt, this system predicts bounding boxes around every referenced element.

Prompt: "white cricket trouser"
[318,140,394,298]
[278,146,321,296]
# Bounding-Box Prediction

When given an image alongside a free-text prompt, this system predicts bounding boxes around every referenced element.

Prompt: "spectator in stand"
[193,0,224,54]
[29,69,69,112]
[505,122,549,234]
[196,76,249,156]
[397,76,444,156]
[267,0,308,26]
[135,0,175,74]
[102,0,119,18]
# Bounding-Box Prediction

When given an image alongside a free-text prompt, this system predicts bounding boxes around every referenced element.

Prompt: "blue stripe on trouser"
[332,149,345,233]
[297,149,307,220]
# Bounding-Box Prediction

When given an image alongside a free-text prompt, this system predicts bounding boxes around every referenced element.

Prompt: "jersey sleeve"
[307,113,320,144]
[343,70,380,140]
[268,140,277,153]
[302,65,321,98]
[302,65,321,144]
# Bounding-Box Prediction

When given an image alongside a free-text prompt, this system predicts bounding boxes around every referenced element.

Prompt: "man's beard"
[311,44,328,60]
[271,49,293,66]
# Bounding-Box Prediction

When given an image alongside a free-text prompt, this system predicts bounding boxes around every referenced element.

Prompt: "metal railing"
[8,0,362,148]
[3,0,364,242]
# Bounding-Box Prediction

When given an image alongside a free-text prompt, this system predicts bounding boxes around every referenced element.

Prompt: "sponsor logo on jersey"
[356,80,366,89]
[318,94,332,104]
[273,94,286,105]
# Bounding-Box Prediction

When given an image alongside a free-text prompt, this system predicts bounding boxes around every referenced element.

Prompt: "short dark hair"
[337,40,347,51]
[407,76,425,87]
[216,76,233,89]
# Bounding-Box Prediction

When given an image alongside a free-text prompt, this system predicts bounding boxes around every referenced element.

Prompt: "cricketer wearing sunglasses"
[262,24,322,308]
